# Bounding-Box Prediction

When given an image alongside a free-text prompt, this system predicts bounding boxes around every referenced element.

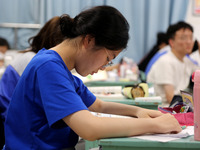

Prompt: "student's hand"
[136,108,164,118]
[152,113,182,134]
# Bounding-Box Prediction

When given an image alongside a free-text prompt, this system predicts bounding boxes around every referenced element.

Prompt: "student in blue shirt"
[4,6,181,150]
[0,16,64,149]
[0,16,64,124]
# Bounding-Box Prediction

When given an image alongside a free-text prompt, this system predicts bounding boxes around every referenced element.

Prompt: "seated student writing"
[4,6,181,150]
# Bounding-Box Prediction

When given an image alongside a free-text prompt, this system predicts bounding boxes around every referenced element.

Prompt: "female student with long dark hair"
[4,6,181,149]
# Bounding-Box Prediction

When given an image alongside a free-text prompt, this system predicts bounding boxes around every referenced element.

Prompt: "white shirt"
[190,50,200,66]
[11,51,36,76]
[147,50,199,106]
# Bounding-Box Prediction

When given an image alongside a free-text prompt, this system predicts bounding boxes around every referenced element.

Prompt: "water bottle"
[192,70,200,141]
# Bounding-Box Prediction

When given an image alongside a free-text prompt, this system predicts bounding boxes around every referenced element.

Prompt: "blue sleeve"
[0,65,20,121]
[145,51,168,76]
[72,75,96,107]
[37,61,95,127]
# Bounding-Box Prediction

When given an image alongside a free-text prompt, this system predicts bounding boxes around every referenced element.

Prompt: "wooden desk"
[86,136,200,150]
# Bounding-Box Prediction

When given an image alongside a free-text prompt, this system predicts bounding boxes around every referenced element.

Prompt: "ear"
[83,35,95,49]
[168,39,174,48]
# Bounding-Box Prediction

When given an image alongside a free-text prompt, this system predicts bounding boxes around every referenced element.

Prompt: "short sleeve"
[72,75,96,107]
[0,65,20,121]
[37,61,91,127]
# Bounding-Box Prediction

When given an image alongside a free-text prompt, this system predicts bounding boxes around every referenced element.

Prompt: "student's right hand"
[135,107,164,118]
[152,113,182,134]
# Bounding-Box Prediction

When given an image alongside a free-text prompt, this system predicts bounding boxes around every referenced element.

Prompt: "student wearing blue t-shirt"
[0,16,65,149]
[4,6,181,150]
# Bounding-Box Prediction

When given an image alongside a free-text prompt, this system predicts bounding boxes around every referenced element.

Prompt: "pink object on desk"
[158,107,194,126]
[173,112,194,126]
[192,70,200,141]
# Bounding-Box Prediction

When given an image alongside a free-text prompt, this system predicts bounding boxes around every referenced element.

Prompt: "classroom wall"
[186,0,200,42]
[0,0,189,63]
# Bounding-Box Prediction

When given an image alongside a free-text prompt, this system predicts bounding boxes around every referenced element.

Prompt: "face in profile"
[73,36,122,77]
[75,47,121,77]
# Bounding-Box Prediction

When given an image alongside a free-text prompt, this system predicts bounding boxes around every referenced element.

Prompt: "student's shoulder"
[190,50,200,61]
[33,49,61,64]
[153,51,170,65]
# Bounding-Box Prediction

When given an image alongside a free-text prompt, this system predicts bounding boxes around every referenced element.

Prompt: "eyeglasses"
[103,49,113,67]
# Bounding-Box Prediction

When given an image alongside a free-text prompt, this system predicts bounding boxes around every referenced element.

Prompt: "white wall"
[186,0,200,42]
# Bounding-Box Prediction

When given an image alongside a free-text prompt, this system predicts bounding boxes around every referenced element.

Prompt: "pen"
[172,111,177,114]
[181,125,187,130]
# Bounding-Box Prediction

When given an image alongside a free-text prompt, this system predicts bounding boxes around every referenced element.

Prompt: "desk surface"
[102,98,161,110]
[85,80,138,87]
[85,98,162,150]
[98,135,200,150]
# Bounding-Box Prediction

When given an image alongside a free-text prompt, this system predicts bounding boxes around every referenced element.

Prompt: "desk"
[86,81,160,110]
[85,98,162,150]
[85,80,138,87]
[102,98,161,110]
[86,136,200,150]
[85,81,162,150]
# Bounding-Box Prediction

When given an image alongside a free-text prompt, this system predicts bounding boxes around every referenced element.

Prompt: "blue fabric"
[145,50,168,76]
[4,48,96,149]
[186,54,199,66]
[0,65,20,122]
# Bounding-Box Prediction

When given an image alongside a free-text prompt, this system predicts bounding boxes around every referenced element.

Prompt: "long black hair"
[60,6,129,51]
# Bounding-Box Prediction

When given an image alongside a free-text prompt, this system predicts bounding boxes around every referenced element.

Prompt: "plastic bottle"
[192,70,200,141]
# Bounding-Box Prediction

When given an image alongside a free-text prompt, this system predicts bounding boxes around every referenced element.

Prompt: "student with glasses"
[4,6,181,150]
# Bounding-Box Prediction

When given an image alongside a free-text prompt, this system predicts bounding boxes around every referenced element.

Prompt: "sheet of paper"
[91,112,131,118]
[131,126,194,142]
[94,93,125,99]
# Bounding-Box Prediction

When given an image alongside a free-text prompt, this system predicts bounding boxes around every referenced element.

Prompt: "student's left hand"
[136,108,164,118]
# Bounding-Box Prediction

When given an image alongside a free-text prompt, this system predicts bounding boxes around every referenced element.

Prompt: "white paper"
[131,126,194,142]
[91,111,194,143]
[91,112,131,118]
[93,93,125,99]
[134,96,162,102]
